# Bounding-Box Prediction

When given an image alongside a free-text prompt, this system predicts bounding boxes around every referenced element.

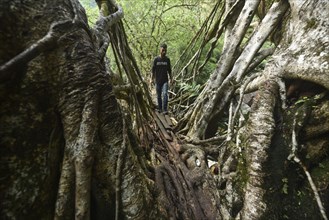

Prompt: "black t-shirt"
[152,56,172,85]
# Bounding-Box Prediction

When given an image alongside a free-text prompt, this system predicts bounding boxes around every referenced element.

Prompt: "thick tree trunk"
[0,1,159,219]
[238,80,278,219]
[214,0,329,219]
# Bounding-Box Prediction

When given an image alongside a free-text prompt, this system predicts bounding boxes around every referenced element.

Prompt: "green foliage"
[294,96,310,105]
[281,177,289,194]
[197,40,223,84]
[79,0,98,26]
[78,0,221,81]
[311,158,329,189]
[178,81,201,96]
[78,0,225,88]
[113,0,216,77]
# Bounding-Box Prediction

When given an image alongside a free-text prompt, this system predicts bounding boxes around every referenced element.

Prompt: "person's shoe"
[156,109,162,113]
[163,111,168,115]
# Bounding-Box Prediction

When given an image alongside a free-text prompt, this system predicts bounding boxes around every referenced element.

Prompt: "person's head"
[159,43,167,57]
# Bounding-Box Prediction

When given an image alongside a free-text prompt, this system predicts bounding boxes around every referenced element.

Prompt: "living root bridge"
[151,111,221,219]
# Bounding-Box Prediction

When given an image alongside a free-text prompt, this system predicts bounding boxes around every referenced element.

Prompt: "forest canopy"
[80,0,219,77]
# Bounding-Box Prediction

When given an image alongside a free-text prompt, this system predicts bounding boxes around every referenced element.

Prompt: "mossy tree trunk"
[0,0,160,219]
[180,0,329,219]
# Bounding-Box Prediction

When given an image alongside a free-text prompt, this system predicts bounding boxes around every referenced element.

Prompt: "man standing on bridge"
[152,43,173,114]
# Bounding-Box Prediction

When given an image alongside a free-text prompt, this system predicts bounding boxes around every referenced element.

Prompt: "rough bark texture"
[0,1,157,219]
[238,80,278,219]
[214,0,329,219]
[274,0,329,88]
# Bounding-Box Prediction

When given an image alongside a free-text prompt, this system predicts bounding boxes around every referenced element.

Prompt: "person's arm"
[168,58,173,83]
[151,58,156,84]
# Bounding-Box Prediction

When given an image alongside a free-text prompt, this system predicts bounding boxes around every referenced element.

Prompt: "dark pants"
[156,82,168,112]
